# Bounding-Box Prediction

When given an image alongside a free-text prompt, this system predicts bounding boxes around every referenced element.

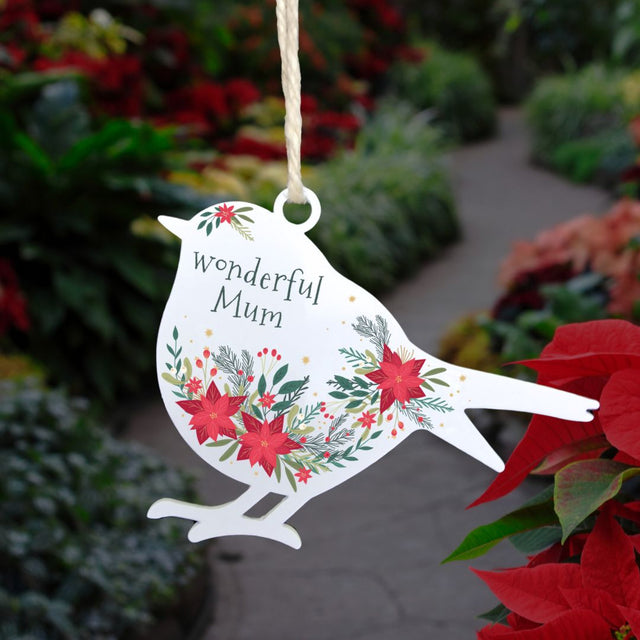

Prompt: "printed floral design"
[237,413,302,476]
[366,345,426,413]
[197,202,255,241]
[177,380,246,444]
[162,316,454,491]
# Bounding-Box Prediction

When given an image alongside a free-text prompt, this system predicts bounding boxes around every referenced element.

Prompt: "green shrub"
[0,381,203,640]
[307,101,459,293]
[526,65,639,184]
[388,43,496,142]
[0,73,210,403]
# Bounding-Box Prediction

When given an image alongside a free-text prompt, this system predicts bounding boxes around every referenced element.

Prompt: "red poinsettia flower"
[177,380,245,444]
[357,410,376,429]
[184,377,202,395]
[295,467,312,484]
[471,320,640,507]
[365,345,425,413]
[237,412,302,476]
[258,391,276,409]
[215,203,235,224]
[475,509,640,638]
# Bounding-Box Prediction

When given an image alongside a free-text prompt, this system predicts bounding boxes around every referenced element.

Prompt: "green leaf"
[271,401,292,414]
[206,438,232,447]
[335,375,353,389]
[285,467,297,492]
[251,404,263,419]
[510,526,562,553]
[351,390,370,397]
[329,391,348,399]
[275,457,282,482]
[442,500,557,563]
[278,380,305,395]
[554,459,640,542]
[428,378,449,387]
[258,374,267,397]
[206,221,213,235]
[161,372,181,386]
[272,364,289,386]
[237,214,254,223]
[172,326,178,341]
[354,376,370,388]
[423,367,446,376]
[234,206,253,213]
[370,430,382,439]
[478,603,510,624]
[218,440,240,462]
[345,400,362,410]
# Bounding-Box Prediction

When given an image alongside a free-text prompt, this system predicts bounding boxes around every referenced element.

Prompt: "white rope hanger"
[275,0,305,204]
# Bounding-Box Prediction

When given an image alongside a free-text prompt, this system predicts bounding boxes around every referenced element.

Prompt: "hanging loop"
[273,188,321,233]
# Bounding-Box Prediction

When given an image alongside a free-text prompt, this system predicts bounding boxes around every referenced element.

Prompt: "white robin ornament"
[147,189,599,548]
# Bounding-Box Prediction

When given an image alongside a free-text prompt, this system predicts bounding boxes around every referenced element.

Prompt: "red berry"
[300,437,307,444]
[386,414,393,421]
[325,437,330,442]
[418,417,423,423]
[263,347,268,354]
[277,355,281,360]
[257,352,262,357]
[324,413,329,418]
[391,428,398,437]
[324,451,330,458]
[330,415,334,420]
[210,368,217,376]
[238,370,244,376]
[398,421,404,429]
[203,349,210,358]
[196,359,203,368]
[271,349,277,356]
[247,375,254,382]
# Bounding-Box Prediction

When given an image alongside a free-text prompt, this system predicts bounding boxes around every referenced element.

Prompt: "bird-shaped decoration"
[148,189,599,549]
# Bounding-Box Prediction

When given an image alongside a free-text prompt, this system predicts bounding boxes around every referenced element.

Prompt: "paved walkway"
[126,109,610,639]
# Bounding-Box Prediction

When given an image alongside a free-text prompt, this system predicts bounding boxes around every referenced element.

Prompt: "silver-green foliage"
[0,382,203,640]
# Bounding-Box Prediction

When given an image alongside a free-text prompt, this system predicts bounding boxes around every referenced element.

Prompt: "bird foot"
[147,498,302,549]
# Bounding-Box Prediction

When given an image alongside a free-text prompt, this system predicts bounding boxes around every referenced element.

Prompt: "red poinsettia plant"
[445,319,640,639]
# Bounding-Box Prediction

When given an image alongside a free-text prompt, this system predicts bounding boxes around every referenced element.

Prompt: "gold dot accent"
[341,320,346,324]
[349,296,356,302]
[205,328,213,337]
[460,375,466,381]
[302,356,310,364]
[439,423,444,428]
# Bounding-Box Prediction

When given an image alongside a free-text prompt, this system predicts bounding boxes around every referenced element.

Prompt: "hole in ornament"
[281,201,313,226]
[244,492,282,518]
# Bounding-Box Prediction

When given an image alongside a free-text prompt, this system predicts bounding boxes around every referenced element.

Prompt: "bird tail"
[459,368,599,422]
[430,413,505,472]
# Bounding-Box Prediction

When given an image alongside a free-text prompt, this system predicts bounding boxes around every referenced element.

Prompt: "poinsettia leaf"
[470,397,603,507]
[559,587,625,629]
[443,501,557,563]
[555,459,640,541]
[479,610,612,639]
[581,509,640,609]
[509,526,562,554]
[599,368,640,460]
[517,353,640,382]
[533,436,609,475]
[478,603,511,623]
[472,564,581,623]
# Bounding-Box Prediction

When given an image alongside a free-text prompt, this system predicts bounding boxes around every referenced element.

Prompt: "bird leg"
[147,485,303,549]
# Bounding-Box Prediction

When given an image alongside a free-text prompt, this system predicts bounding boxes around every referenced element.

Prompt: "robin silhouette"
[148,191,598,548]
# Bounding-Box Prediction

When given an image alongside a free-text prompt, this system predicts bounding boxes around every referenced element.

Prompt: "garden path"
[126,109,610,639]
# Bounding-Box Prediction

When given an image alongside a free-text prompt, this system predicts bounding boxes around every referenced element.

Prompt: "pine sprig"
[212,346,254,396]
[338,347,371,368]
[352,315,390,360]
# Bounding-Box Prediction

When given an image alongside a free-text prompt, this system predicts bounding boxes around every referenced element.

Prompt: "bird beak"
[158,215,189,239]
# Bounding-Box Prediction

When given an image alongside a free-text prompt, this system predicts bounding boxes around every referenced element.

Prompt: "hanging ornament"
[147,0,599,548]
